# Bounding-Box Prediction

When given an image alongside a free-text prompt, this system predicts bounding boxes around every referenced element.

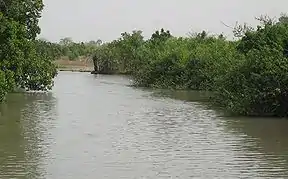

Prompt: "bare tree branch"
[220,21,234,29]
[220,20,253,38]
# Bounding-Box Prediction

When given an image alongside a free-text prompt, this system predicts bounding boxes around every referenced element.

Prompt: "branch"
[220,21,235,29]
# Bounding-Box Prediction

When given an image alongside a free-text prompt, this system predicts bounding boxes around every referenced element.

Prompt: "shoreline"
[58,68,93,72]
[55,58,94,73]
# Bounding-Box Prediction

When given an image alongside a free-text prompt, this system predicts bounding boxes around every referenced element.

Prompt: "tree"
[150,28,172,43]
[278,13,288,24]
[236,15,288,56]
[96,39,102,46]
[0,0,57,100]
[59,37,73,46]
[87,39,102,46]
[0,0,44,39]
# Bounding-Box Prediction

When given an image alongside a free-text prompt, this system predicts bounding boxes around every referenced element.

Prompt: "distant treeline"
[92,14,288,117]
[34,37,102,61]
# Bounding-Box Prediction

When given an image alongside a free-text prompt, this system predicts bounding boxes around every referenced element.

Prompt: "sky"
[38,0,288,43]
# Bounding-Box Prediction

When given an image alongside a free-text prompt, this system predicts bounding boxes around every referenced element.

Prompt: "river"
[0,71,288,179]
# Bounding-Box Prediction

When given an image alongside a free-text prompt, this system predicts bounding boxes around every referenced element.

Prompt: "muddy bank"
[55,58,94,72]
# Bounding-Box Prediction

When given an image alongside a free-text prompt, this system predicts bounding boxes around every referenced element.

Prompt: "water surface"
[0,71,288,178]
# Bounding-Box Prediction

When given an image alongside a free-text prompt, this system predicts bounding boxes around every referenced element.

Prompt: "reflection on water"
[223,117,288,177]
[0,92,57,179]
[151,89,212,103]
[0,71,288,178]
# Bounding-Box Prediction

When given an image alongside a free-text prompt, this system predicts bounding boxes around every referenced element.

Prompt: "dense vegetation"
[92,15,288,117]
[1,1,287,118]
[0,0,58,101]
[33,37,102,62]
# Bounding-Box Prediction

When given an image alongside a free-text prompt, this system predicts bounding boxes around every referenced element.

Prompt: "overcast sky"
[38,0,288,43]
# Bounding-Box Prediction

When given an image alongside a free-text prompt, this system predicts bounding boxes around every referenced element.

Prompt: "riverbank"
[55,58,94,72]
[58,67,93,72]
[90,16,288,117]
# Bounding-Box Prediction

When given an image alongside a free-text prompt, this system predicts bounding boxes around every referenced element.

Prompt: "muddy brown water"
[0,71,288,179]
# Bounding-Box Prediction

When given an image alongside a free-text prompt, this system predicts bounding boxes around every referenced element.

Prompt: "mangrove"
[91,15,288,117]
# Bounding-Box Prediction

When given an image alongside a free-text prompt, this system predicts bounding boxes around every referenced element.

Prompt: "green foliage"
[150,28,172,45]
[1,2,287,117]
[0,70,11,101]
[93,43,118,74]
[93,30,145,74]
[33,38,100,61]
[0,0,44,39]
[0,0,57,102]
[19,41,57,91]
[237,21,288,56]
[133,35,239,90]
[215,48,288,117]
[214,16,288,117]
[33,39,62,60]
[92,15,288,117]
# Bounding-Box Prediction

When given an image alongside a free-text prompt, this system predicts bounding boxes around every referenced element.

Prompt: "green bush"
[91,15,288,117]
[132,36,239,90]
[215,48,288,117]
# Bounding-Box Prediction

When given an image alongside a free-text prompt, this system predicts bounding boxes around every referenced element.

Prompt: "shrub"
[215,48,288,117]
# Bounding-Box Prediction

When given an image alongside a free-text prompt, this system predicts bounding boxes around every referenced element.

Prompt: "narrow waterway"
[0,71,288,179]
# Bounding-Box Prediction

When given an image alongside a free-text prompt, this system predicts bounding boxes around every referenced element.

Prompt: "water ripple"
[0,72,288,179]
